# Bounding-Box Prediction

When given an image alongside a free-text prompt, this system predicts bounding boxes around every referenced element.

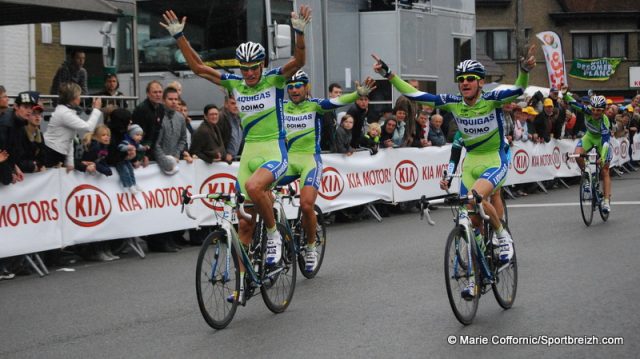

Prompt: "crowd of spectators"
[2,47,640,278]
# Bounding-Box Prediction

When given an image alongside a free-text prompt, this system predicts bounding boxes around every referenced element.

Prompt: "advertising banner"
[536,31,568,89]
[569,58,622,81]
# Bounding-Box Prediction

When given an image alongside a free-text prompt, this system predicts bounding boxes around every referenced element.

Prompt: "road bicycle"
[565,152,608,226]
[181,190,296,329]
[419,174,517,325]
[273,186,327,278]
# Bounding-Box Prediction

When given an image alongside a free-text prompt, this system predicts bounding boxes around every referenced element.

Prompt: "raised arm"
[161,10,222,85]
[317,77,376,111]
[281,5,312,78]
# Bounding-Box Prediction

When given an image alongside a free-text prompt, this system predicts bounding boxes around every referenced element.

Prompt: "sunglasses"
[456,75,481,83]
[287,82,306,90]
[239,63,261,72]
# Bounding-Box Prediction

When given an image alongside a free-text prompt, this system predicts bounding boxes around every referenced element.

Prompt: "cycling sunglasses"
[239,63,261,72]
[287,82,306,90]
[456,74,481,83]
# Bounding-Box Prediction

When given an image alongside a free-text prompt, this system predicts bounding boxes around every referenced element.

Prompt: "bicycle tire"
[195,231,239,329]
[298,205,327,279]
[500,188,509,227]
[488,227,518,309]
[444,226,479,325]
[596,181,609,222]
[260,222,297,313]
[579,173,594,226]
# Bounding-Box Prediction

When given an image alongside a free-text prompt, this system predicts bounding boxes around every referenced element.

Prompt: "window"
[454,38,472,67]
[572,33,628,59]
[476,30,515,60]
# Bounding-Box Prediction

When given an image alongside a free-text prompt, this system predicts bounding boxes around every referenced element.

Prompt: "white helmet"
[236,42,265,63]
[590,95,606,109]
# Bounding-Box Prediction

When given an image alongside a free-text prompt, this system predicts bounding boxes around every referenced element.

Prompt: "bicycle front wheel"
[261,222,297,313]
[195,231,239,330]
[298,205,327,279]
[579,173,594,226]
[444,226,479,325]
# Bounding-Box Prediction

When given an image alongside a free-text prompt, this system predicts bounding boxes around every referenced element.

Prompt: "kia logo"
[552,147,561,169]
[621,141,628,159]
[614,146,620,157]
[513,149,529,174]
[65,184,112,227]
[199,173,237,210]
[318,167,344,200]
[395,160,418,190]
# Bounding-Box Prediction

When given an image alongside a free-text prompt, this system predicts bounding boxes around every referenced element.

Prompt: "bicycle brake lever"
[424,206,436,226]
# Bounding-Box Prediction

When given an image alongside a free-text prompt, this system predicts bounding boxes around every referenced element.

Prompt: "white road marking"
[509,201,640,208]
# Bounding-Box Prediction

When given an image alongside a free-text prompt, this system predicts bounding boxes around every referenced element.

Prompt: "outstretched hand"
[355,76,377,97]
[371,53,392,78]
[160,10,186,38]
[520,43,537,72]
[291,5,312,33]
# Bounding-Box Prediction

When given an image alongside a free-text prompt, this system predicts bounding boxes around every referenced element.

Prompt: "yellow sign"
[204,59,240,68]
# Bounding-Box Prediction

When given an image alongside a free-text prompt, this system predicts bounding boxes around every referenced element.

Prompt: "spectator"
[154,87,192,175]
[106,108,134,166]
[16,104,46,174]
[564,110,577,139]
[0,85,9,115]
[444,111,458,143]
[50,49,88,96]
[613,113,629,139]
[392,107,407,147]
[190,104,227,163]
[116,124,145,193]
[411,111,431,148]
[533,98,556,143]
[512,102,531,142]
[218,95,243,159]
[75,124,113,176]
[605,104,619,131]
[525,106,539,138]
[167,80,183,97]
[335,114,355,155]
[380,117,397,148]
[43,83,102,170]
[502,102,515,143]
[548,87,566,126]
[132,80,164,163]
[347,95,370,148]
[178,98,194,150]
[360,122,381,155]
[320,83,342,152]
[0,91,39,184]
[428,113,446,146]
[94,73,127,111]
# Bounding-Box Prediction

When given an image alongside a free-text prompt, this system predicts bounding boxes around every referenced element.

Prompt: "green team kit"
[389,73,528,194]
[564,93,612,162]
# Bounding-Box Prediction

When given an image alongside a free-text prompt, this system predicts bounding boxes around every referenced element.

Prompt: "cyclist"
[161,7,311,301]
[373,47,536,299]
[279,70,376,272]
[563,89,612,213]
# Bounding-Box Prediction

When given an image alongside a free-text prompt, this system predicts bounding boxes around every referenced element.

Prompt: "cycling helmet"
[235,42,266,63]
[455,60,486,79]
[288,70,309,84]
[590,95,606,109]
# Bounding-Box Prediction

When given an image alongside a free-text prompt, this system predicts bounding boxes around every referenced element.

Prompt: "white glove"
[356,82,373,97]
[165,19,185,38]
[291,15,309,34]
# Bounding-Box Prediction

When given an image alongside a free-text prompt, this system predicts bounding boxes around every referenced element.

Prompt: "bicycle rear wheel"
[489,227,518,309]
[261,222,297,313]
[298,205,327,279]
[579,173,594,226]
[444,226,479,325]
[195,231,239,329]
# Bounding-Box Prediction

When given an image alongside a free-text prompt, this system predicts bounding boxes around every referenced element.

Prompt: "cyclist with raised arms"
[161,7,311,302]
[280,70,376,272]
[373,47,536,299]
[562,89,612,213]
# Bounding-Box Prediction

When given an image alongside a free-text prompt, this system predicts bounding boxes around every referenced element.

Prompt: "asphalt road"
[1,172,639,358]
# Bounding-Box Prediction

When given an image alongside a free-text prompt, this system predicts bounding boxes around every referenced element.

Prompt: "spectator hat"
[32,104,44,113]
[549,86,558,92]
[15,91,39,105]
[128,124,143,137]
[606,98,613,105]
[524,106,539,116]
[627,106,634,113]
[515,101,528,110]
[543,98,554,107]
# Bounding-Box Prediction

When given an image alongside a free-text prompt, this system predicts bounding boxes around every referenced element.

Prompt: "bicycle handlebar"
[181,189,252,222]
[564,152,600,170]
[419,189,490,225]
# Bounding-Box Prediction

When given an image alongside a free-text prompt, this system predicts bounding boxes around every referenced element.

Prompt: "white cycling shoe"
[265,231,282,265]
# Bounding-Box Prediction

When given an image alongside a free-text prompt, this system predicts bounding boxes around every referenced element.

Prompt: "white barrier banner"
[59,162,195,247]
[632,134,640,161]
[389,145,457,202]
[610,137,630,166]
[506,139,580,185]
[315,150,394,212]
[0,170,63,258]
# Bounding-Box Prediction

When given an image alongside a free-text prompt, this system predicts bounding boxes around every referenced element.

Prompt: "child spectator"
[428,114,446,146]
[75,124,113,176]
[360,122,381,155]
[336,114,355,155]
[117,124,145,193]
